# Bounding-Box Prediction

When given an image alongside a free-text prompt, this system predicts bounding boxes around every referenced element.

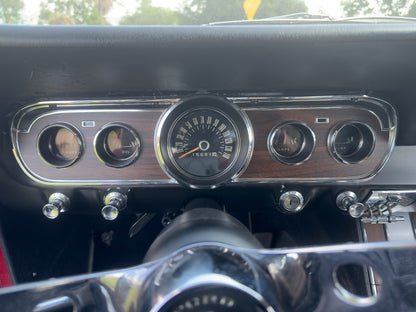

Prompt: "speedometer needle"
[179,147,200,159]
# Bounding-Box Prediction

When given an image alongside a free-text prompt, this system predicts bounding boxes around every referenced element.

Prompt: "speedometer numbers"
[156,95,253,188]
[170,110,238,177]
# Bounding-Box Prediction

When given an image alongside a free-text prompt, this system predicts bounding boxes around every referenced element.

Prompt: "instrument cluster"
[11,95,397,187]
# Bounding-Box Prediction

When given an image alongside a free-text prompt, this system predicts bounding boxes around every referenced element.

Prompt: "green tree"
[119,0,179,25]
[179,0,308,24]
[342,0,416,17]
[39,0,114,25]
[94,0,113,16]
[0,0,24,24]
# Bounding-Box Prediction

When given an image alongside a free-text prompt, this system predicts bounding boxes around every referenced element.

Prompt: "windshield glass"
[4,0,416,25]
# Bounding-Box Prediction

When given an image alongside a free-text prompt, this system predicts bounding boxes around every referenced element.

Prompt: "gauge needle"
[61,131,67,146]
[284,129,287,145]
[114,129,121,145]
[179,147,200,159]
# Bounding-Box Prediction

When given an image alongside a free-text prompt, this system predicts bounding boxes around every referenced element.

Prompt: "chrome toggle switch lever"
[42,193,70,219]
[101,192,127,221]
[336,191,366,219]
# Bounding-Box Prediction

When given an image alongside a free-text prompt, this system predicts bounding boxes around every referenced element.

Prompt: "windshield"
[3,0,416,25]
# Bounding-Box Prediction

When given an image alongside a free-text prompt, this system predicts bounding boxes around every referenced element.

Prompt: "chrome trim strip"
[384,212,415,241]
[33,296,75,312]
[358,221,379,296]
[11,95,396,186]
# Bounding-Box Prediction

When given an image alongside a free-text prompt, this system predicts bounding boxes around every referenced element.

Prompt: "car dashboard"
[0,24,414,312]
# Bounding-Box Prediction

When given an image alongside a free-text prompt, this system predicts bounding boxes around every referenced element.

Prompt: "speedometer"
[169,108,238,177]
[156,95,253,188]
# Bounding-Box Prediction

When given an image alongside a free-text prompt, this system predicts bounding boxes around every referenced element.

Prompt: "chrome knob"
[42,193,70,219]
[336,191,358,211]
[279,191,304,213]
[336,191,367,219]
[348,203,366,218]
[101,192,127,221]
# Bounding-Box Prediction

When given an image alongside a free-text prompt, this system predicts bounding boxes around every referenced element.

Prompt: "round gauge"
[333,124,363,157]
[105,126,138,160]
[37,124,83,168]
[268,122,315,165]
[156,95,253,188]
[271,124,304,157]
[169,109,238,178]
[328,121,375,164]
[94,124,140,168]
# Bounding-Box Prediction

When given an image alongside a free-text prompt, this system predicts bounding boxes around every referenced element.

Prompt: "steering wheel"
[0,207,415,312]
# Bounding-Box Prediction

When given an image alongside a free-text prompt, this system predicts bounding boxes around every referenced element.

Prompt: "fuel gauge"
[268,122,316,165]
[37,124,83,168]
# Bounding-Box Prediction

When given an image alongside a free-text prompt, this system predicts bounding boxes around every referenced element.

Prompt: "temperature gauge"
[271,124,304,158]
[268,122,316,165]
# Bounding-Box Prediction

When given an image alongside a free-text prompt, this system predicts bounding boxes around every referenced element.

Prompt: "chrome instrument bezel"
[328,121,376,165]
[11,95,397,186]
[93,122,141,168]
[36,123,84,169]
[154,95,254,189]
[166,107,242,181]
[267,121,316,166]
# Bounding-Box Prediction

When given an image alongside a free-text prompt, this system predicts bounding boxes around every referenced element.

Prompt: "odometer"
[169,109,238,177]
[156,95,253,188]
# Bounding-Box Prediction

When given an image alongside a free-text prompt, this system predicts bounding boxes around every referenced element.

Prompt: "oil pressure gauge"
[328,121,375,164]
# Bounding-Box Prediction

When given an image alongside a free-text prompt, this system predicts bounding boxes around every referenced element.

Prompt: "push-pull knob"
[42,193,70,219]
[336,191,366,218]
[101,192,127,221]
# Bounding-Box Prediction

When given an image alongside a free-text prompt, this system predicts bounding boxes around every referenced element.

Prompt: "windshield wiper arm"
[208,12,333,25]
[209,13,416,26]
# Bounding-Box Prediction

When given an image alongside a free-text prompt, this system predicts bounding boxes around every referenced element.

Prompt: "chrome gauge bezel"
[166,107,241,180]
[155,95,254,188]
[328,121,376,164]
[267,121,316,166]
[37,123,83,168]
[94,122,141,168]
